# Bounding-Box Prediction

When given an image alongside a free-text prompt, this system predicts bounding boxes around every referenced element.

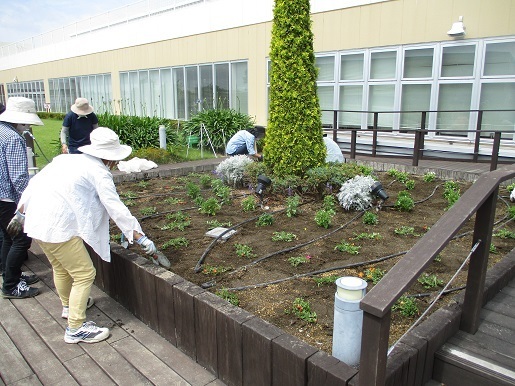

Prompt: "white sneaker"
[64,321,109,344]
[62,296,95,319]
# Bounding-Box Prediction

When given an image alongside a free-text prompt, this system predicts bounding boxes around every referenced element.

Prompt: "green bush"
[181,108,255,152]
[131,147,175,164]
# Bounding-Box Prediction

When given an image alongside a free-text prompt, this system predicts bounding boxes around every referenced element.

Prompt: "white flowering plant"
[215,155,254,187]
[336,175,377,211]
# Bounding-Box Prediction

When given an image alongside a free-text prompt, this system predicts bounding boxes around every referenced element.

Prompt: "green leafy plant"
[161,237,189,250]
[199,174,213,188]
[443,181,461,209]
[162,197,182,205]
[322,195,337,214]
[122,190,138,199]
[314,209,333,228]
[288,255,310,267]
[508,205,515,219]
[161,211,191,231]
[423,171,436,182]
[206,219,233,230]
[405,179,415,190]
[234,243,256,258]
[393,296,419,317]
[241,195,258,212]
[489,244,498,254]
[387,169,410,183]
[186,181,201,199]
[137,180,149,189]
[202,264,232,276]
[394,226,418,236]
[353,232,382,240]
[395,191,414,212]
[256,213,274,227]
[287,298,317,323]
[362,211,378,225]
[334,241,360,255]
[285,195,302,217]
[312,275,339,287]
[363,267,386,284]
[140,206,157,216]
[493,228,515,239]
[216,288,239,306]
[272,231,297,242]
[199,197,221,216]
[417,273,444,289]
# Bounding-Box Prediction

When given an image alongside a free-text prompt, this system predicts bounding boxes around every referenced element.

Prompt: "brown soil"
[112,171,514,355]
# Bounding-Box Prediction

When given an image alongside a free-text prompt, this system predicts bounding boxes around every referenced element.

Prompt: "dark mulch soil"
[111,171,514,354]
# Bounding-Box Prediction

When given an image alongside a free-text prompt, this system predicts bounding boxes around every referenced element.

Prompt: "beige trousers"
[36,237,96,329]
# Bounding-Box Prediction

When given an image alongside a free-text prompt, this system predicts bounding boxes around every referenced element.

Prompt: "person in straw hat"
[61,97,99,154]
[8,127,158,344]
[0,97,43,299]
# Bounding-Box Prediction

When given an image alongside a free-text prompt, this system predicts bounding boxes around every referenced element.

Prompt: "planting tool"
[152,250,171,269]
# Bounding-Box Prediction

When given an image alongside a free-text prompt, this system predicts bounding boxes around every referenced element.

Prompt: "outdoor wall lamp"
[255,175,272,201]
[447,16,466,37]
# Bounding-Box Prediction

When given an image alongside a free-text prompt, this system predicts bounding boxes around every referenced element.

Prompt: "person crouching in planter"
[225,125,265,161]
[7,127,158,344]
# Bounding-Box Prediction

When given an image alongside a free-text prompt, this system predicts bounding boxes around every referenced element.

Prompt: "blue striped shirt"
[0,122,29,203]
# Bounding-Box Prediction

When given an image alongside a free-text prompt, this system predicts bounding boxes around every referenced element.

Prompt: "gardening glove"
[137,235,157,255]
[7,211,25,237]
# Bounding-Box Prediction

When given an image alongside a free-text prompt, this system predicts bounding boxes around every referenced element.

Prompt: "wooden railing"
[323,109,515,171]
[356,165,515,386]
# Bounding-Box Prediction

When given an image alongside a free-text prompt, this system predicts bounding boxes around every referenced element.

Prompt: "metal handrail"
[356,165,515,386]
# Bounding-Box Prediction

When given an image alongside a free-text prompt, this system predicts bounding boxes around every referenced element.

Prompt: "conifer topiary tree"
[265,0,326,177]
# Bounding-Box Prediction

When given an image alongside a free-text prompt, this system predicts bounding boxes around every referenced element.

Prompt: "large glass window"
[317,85,334,125]
[6,80,45,111]
[316,56,335,82]
[403,48,433,78]
[368,84,395,129]
[400,84,431,131]
[149,69,161,117]
[437,83,473,136]
[160,68,173,118]
[215,63,230,109]
[185,66,199,118]
[370,51,397,79]
[200,65,213,109]
[480,82,515,139]
[340,53,364,81]
[441,45,475,77]
[173,67,185,120]
[484,42,515,76]
[231,61,248,114]
[339,85,363,128]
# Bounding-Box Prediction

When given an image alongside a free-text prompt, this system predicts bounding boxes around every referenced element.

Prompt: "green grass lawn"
[32,118,62,169]
[30,118,220,169]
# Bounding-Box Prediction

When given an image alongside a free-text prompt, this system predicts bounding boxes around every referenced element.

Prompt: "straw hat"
[0,97,43,126]
[71,98,94,115]
[78,127,132,161]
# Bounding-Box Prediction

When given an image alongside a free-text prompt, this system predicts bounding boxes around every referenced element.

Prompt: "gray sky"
[0,0,134,43]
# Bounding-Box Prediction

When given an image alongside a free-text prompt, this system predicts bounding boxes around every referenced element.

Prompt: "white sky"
[0,0,134,43]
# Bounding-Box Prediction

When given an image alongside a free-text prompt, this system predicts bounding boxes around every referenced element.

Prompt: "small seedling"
[362,211,378,225]
[493,228,515,239]
[272,231,297,242]
[395,191,414,212]
[285,195,301,217]
[405,179,415,190]
[140,206,157,216]
[393,296,419,317]
[206,220,232,230]
[417,273,444,289]
[314,209,333,228]
[287,298,317,323]
[423,172,436,182]
[234,243,256,258]
[288,255,310,267]
[364,267,386,284]
[312,275,339,287]
[334,241,360,255]
[322,195,337,214]
[394,226,418,236]
[256,213,274,227]
[137,180,149,189]
[202,264,231,276]
[163,197,182,205]
[186,181,201,199]
[489,244,498,254]
[121,190,138,199]
[199,197,221,216]
[161,211,191,231]
[216,288,239,306]
[353,232,382,240]
[161,237,189,250]
[241,195,257,212]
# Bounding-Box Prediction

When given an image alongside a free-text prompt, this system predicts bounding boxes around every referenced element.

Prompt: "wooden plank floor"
[435,277,515,385]
[0,247,226,386]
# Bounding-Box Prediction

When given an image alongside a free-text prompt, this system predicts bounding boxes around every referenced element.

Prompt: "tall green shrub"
[265,0,326,177]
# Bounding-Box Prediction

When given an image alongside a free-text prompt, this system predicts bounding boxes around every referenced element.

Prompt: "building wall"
[0,0,514,125]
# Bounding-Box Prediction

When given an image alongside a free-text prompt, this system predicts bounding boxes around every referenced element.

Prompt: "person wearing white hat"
[0,97,43,300]
[8,127,158,344]
[61,98,99,154]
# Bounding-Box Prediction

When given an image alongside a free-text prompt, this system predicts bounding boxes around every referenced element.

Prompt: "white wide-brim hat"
[0,97,43,126]
[78,127,132,161]
[71,97,94,115]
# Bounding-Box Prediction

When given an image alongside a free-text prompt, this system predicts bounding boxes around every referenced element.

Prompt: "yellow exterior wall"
[1,0,514,124]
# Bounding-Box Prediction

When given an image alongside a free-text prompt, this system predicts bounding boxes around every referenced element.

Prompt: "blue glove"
[136,235,157,255]
[7,211,25,237]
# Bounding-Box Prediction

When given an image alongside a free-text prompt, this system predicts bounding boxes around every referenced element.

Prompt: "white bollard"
[332,276,367,367]
[159,125,167,149]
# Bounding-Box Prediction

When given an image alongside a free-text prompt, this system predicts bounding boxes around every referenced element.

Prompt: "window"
[231,61,248,114]
[340,53,364,81]
[215,63,230,109]
[484,41,515,76]
[403,48,433,78]
[200,65,213,109]
[339,85,363,127]
[370,51,397,80]
[480,82,515,139]
[7,80,46,111]
[400,84,431,131]
[437,83,473,136]
[441,45,475,77]
[316,56,335,82]
[317,85,334,125]
[368,84,395,129]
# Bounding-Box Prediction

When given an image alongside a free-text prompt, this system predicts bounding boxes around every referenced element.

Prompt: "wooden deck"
[432,276,515,386]
[0,246,225,386]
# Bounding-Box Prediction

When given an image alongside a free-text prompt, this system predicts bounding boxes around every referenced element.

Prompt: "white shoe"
[64,321,109,344]
[62,296,95,319]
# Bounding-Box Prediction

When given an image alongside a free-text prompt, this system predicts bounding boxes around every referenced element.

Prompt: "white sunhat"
[78,127,132,161]
[0,97,43,126]
[71,98,94,115]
